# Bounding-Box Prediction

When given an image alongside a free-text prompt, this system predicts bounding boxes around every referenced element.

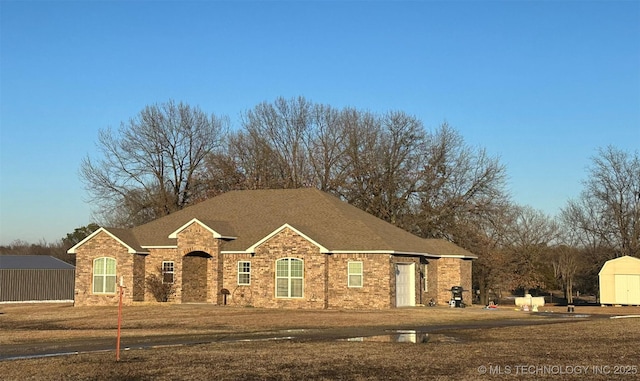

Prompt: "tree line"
[5,97,637,305]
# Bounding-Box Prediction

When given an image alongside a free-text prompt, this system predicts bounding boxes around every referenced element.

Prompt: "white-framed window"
[275,258,303,298]
[93,257,116,294]
[348,261,363,288]
[238,261,251,285]
[162,261,175,284]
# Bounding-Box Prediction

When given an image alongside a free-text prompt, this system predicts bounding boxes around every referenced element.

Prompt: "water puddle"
[535,312,592,318]
[610,315,640,319]
[340,330,460,344]
[236,336,294,342]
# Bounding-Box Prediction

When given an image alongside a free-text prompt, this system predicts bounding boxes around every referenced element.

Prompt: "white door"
[615,275,640,305]
[396,263,415,307]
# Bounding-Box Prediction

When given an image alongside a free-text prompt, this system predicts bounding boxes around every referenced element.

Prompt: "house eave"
[167,218,237,240]
[67,227,143,254]
[328,250,477,259]
[247,223,329,253]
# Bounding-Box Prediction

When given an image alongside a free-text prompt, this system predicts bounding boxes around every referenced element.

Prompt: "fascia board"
[246,223,329,253]
[168,218,237,240]
[329,250,477,259]
[67,227,141,254]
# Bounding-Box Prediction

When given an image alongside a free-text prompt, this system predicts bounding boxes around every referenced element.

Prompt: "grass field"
[1,303,639,380]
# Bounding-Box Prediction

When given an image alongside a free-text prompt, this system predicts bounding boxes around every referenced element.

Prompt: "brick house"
[69,188,475,308]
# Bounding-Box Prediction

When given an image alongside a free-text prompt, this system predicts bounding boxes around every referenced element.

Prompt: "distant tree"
[338,109,425,226]
[548,245,581,304]
[464,213,511,305]
[562,146,640,258]
[200,151,248,198]
[412,124,508,241]
[216,101,347,193]
[62,223,100,250]
[0,239,72,264]
[0,240,32,255]
[80,100,227,226]
[240,96,314,188]
[227,128,291,190]
[305,103,346,192]
[502,205,559,294]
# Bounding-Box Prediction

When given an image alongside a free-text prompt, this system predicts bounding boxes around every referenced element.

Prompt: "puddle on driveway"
[340,330,460,344]
[535,312,592,318]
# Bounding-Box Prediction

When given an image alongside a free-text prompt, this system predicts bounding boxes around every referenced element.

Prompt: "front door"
[396,263,415,307]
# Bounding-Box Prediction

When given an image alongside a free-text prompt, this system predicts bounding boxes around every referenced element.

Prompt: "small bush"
[146,268,175,302]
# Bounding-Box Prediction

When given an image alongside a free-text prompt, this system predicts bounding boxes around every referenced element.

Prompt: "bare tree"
[305,103,347,192]
[461,208,512,305]
[240,97,314,189]
[549,245,581,304]
[562,146,640,258]
[338,109,425,225]
[0,239,71,264]
[413,124,508,241]
[227,130,289,190]
[502,205,559,293]
[561,197,609,253]
[80,100,227,226]
[200,151,248,198]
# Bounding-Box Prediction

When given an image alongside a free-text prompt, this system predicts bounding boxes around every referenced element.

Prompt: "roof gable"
[599,255,640,275]
[168,218,237,240]
[244,223,329,254]
[67,227,147,254]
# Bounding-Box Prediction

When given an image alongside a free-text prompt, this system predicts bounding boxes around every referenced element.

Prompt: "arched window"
[275,258,303,298]
[93,257,117,294]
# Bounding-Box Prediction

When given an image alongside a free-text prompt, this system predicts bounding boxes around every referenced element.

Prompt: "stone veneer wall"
[74,231,134,306]
[423,259,439,304]
[435,257,473,305]
[460,258,473,303]
[132,254,146,301]
[327,253,393,309]
[145,248,180,302]
[221,252,253,306]
[175,222,221,304]
[230,227,326,308]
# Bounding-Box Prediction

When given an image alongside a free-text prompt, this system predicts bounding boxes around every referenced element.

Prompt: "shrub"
[146,267,175,302]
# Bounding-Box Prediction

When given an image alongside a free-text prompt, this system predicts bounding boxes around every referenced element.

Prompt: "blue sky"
[1,1,639,245]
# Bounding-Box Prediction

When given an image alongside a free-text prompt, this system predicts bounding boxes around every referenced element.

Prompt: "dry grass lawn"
[1,303,639,380]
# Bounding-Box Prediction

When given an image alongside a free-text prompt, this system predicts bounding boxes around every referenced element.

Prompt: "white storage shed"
[599,256,640,305]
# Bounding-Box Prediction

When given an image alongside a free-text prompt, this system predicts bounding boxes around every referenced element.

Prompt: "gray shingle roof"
[0,255,75,269]
[104,188,474,258]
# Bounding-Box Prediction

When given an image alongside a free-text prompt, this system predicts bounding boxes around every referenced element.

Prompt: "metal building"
[0,255,75,303]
